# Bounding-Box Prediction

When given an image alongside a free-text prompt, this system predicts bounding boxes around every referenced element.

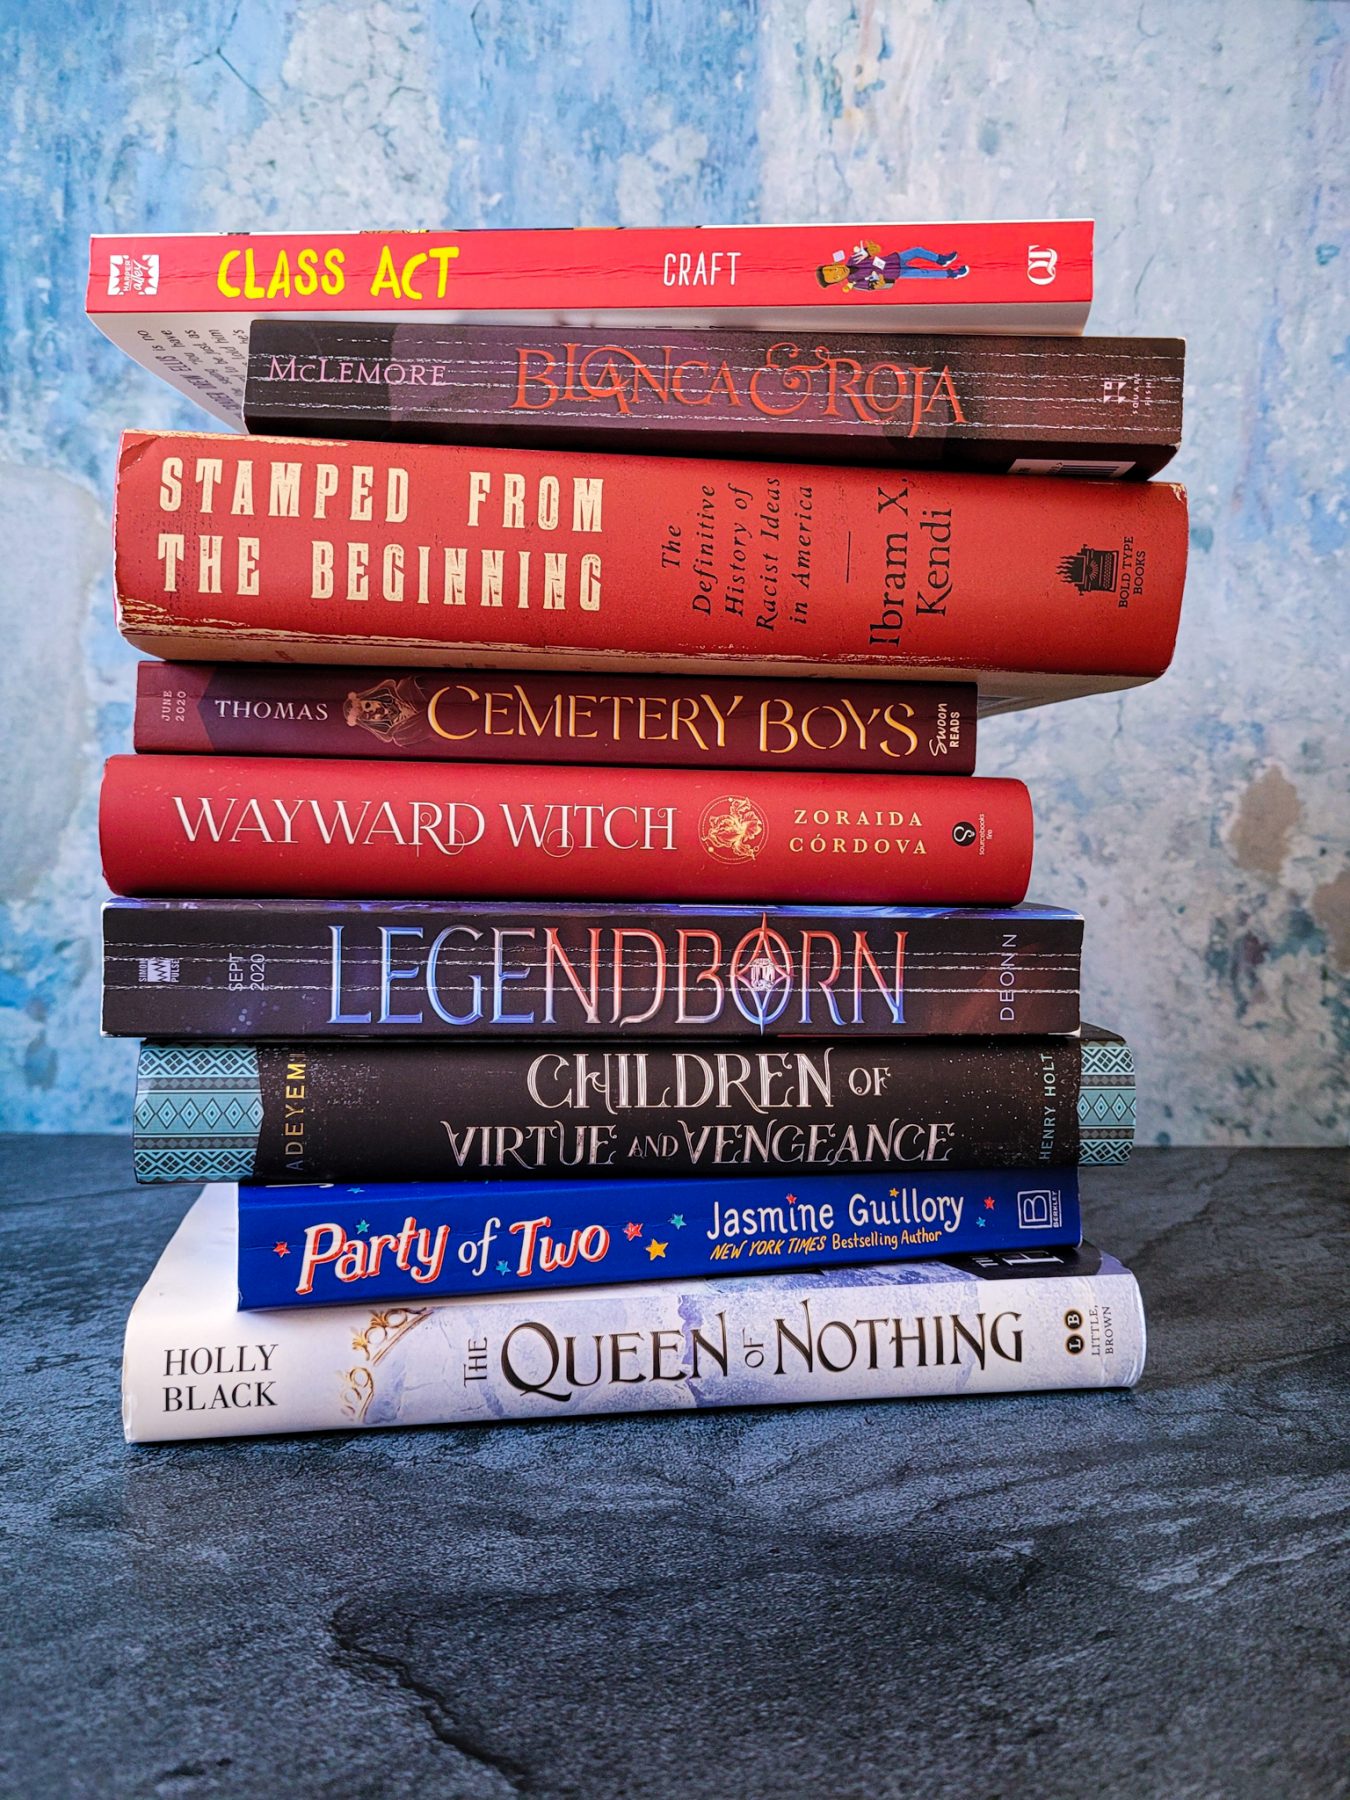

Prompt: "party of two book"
[86,221,1183,1441]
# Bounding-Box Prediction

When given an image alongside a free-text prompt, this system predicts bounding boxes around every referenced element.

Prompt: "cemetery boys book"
[132,660,977,771]
[236,1167,1083,1308]
[123,1184,1143,1442]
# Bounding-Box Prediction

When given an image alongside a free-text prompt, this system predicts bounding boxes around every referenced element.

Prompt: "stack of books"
[86,222,1186,1440]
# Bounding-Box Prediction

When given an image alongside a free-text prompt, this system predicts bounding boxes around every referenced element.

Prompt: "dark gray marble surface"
[2,1139,1346,1800]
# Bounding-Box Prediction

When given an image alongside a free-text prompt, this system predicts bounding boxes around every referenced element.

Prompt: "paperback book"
[124,1184,1144,1442]
[244,321,1182,475]
[130,1030,1135,1184]
[101,899,1082,1040]
[237,1167,1083,1308]
[111,430,1188,712]
[88,221,1095,424]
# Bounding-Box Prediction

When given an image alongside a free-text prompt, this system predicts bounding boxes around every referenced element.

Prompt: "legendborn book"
[123,1184,1145,1442]
[101,900,1083,1040]
[130,1030,1136,1185]
[237,1168,1084,1308]
[244,321,1183,476]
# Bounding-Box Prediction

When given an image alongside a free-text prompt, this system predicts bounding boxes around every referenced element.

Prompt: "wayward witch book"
[236,1166,1085,1308]
[101,899,1083,1040]
[123,1184,1145,1442]
[130,1029,1136,1185]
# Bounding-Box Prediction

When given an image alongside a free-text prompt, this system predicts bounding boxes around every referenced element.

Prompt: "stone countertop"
[2,1139,1346,1799]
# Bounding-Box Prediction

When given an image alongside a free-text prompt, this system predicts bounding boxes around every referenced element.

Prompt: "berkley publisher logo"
[700,795,767,863]
[1058,545,1119,593]
[108,253,160,296]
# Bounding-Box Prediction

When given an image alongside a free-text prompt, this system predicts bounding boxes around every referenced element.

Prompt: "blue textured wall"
[1,0,1346,1142]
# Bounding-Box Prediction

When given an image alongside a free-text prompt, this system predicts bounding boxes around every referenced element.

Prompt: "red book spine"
[133,662,976,773]
[99,756,1033,905]
[113,431,1188,710]
[88,223,1093,318]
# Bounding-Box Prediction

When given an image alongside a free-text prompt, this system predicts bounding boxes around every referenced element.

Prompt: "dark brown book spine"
[133,661,976,771]
[245,321,1183,475]
[102,898,1082,1040]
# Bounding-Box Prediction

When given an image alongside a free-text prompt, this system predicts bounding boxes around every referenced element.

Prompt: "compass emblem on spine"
[730,915,795,1029]
[699,794,767,864]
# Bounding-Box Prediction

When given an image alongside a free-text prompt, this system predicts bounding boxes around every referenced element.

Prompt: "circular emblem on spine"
[952,820,977,846]
[699,794,768,864]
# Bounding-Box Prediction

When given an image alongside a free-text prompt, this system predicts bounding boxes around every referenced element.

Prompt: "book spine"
[89,222,1093,318]
[112,431,1187,680]
[237,1167,1084,1308]
[133,660,977,771]
[245,322,1181,475]
[123,1244,1145,1443]
[99,756,1033,906]
[130,1035,1135,1184]
[101,898,1082,1040]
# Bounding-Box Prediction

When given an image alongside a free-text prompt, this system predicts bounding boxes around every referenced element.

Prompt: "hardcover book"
[236,1167,1083,1309]
[245,321,1181,476]
[99,756,1034,907]
[88,222,1094,425]
[133,661,977,770]
[111,430,1187,713]
[123,1184,1144,1442]
[130,1030,1136,1185]
[102,899,1082,1041]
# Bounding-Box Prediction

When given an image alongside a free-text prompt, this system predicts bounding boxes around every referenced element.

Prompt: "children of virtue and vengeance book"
[122,1183,1144,1442]
[87,221,1095,424]
[87,214,1177,1446]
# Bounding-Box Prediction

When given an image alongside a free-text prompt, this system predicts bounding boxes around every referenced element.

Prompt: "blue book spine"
[237,1168,1081,1309]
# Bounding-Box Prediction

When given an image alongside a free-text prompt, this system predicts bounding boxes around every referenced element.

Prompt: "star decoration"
[347,1187,365,1195]
[624,1222,643,1241]
[646,1239,668,1260]
[976,1217,986,1229]
[669,1213,686,1229]
[357,1219,370,1233]
[785,1194,796,1204]
[273,1240,290,1258]
[889,1188,899,1198]
[495,1260,511,1276]
[983,1196,995,1210]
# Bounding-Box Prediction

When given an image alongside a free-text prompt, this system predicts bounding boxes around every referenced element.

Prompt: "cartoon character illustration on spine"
[343,675,435,748]
[817,241,970,290]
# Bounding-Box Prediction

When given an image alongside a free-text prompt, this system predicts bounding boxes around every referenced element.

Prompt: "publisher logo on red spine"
[700,796,767,863]
[108,254,160,296]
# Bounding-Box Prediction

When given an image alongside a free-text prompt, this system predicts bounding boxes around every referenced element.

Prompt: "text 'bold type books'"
[245,321,1182,476]
[129,1031,1135,1185]
[112,431,1187,713]
[133,660,977,771]
[123,1185,1144,1442]
[99,757,1034,906]
[88,222,1095,425]
[236,1168,1084,1309]
[102,899,1082,1040]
